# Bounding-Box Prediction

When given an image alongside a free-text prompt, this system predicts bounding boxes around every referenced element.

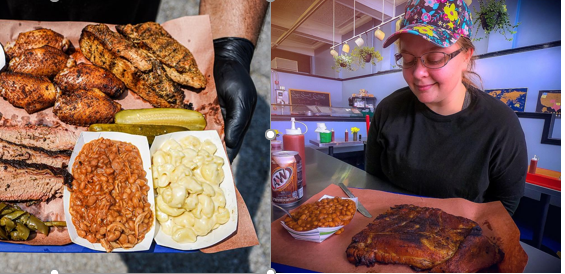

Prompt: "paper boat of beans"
[280,195,358,243]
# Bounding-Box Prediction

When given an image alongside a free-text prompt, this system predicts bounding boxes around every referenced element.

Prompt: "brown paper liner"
[0,17,258,252]
[271,184,527,273]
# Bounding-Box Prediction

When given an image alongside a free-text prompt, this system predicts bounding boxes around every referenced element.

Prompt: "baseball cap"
[383,0,473,48]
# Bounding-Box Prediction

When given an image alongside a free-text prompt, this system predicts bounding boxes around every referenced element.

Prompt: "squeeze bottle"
[529,155,538,174]
[283,118,308,186]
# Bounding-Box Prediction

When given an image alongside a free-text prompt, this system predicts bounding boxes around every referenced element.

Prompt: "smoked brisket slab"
[0,124,77,153]
[0,160,72,202]
[0,138,69,168]
[346,204,503,271]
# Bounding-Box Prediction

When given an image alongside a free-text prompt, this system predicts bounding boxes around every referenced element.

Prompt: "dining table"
[271,147,561,273]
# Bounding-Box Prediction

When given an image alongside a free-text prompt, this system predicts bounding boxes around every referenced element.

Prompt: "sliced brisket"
[0,124,78,153]
[0,160,72,202]
[0,139,70,168]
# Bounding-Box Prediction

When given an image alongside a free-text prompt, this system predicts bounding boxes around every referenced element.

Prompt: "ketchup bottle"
[529,155,538,174]
[283,118,308,186]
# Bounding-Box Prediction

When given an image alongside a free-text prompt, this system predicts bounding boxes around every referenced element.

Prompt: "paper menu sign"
[63,132,156,252]
[150,130,238,250]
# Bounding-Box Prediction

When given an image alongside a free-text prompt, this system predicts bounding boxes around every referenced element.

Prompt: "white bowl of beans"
[280,195,358,243]
[63,132,156,252]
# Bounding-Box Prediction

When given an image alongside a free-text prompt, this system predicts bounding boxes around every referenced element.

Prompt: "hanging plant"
[351,46,383,69]
[332,54,355,72]
[472,0,520,41]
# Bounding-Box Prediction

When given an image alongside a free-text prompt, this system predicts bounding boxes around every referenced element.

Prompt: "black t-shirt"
[365,86,527,215]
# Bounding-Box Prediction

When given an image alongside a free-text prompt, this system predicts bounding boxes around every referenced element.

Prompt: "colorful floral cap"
[383,0,473,48]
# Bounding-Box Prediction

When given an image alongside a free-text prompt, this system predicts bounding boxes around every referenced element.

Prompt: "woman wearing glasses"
[365,0,527,215]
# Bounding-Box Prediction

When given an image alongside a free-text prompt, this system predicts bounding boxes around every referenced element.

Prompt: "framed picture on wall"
[535,90,561,117]
[485,88,528,112]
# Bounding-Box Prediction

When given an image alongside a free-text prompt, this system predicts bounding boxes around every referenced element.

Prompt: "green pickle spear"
[89,123,187,144]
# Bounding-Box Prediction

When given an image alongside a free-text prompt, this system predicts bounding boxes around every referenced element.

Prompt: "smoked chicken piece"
[8,45,73,78]
[54,63,126,97]
[117,22,207,89]
[345,204,502,270]
[4,28,71,59]
[0,72,58,114]
[69,48,92,64]
[115,22,172,43]
[80,24,152,72]
[79,24,186,108]
[53,88,122,126]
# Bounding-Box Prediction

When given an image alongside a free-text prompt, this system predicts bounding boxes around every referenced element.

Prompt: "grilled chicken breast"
[346,205,503,270]
[8,45,73,78]
[117,22,207,89]
[0,72,58,114]
[115,22,172,43]
[53,88,121,126]
[80,24,152,71]
[5,28,71,59]
[54,63,126,97]
[79,24,186,108]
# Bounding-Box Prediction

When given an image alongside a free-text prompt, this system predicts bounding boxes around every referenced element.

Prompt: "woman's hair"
[457,37,483,91]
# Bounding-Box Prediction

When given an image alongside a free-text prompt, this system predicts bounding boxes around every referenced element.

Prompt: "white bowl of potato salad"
[149,130,238,250]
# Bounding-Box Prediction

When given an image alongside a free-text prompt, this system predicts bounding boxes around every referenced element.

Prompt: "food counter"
[271,147,561,273]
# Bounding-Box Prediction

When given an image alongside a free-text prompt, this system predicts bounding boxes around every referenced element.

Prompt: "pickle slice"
[88,124,187,144]
[114,108,206,131]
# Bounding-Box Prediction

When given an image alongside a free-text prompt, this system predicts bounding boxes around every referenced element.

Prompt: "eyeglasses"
[394,48,464,69]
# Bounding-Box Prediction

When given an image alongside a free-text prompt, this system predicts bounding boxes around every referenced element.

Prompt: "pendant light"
[374,0,387,41]
[343,43,350,53]
[353,0,364,47]
[330,0,339,56]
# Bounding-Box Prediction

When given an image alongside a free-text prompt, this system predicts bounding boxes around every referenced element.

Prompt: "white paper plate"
[0,43,5,71]
[63,132,156,252]
[280,195,358,243]
[150,130,238,250]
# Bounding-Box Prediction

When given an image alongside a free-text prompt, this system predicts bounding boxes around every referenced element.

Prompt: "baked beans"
[284,197,355,234]
[70,138,153,252]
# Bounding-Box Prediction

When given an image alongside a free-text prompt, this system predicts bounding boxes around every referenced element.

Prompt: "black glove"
[213,37,257,163]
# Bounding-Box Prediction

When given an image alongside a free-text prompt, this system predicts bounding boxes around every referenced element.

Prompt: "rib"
[346,204,481,269]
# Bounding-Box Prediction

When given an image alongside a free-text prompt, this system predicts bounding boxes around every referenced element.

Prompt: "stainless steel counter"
[271,147,408,221]
[271,147,561,273]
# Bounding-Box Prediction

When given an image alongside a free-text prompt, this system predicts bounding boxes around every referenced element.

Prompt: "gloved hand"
[213,37,257,163]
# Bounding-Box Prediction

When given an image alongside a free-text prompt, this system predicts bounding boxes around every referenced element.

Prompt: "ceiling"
[271,0,408,56]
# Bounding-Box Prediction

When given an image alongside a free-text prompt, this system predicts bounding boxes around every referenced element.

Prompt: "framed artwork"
[535,90,561,117]
[486,88,527,112]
